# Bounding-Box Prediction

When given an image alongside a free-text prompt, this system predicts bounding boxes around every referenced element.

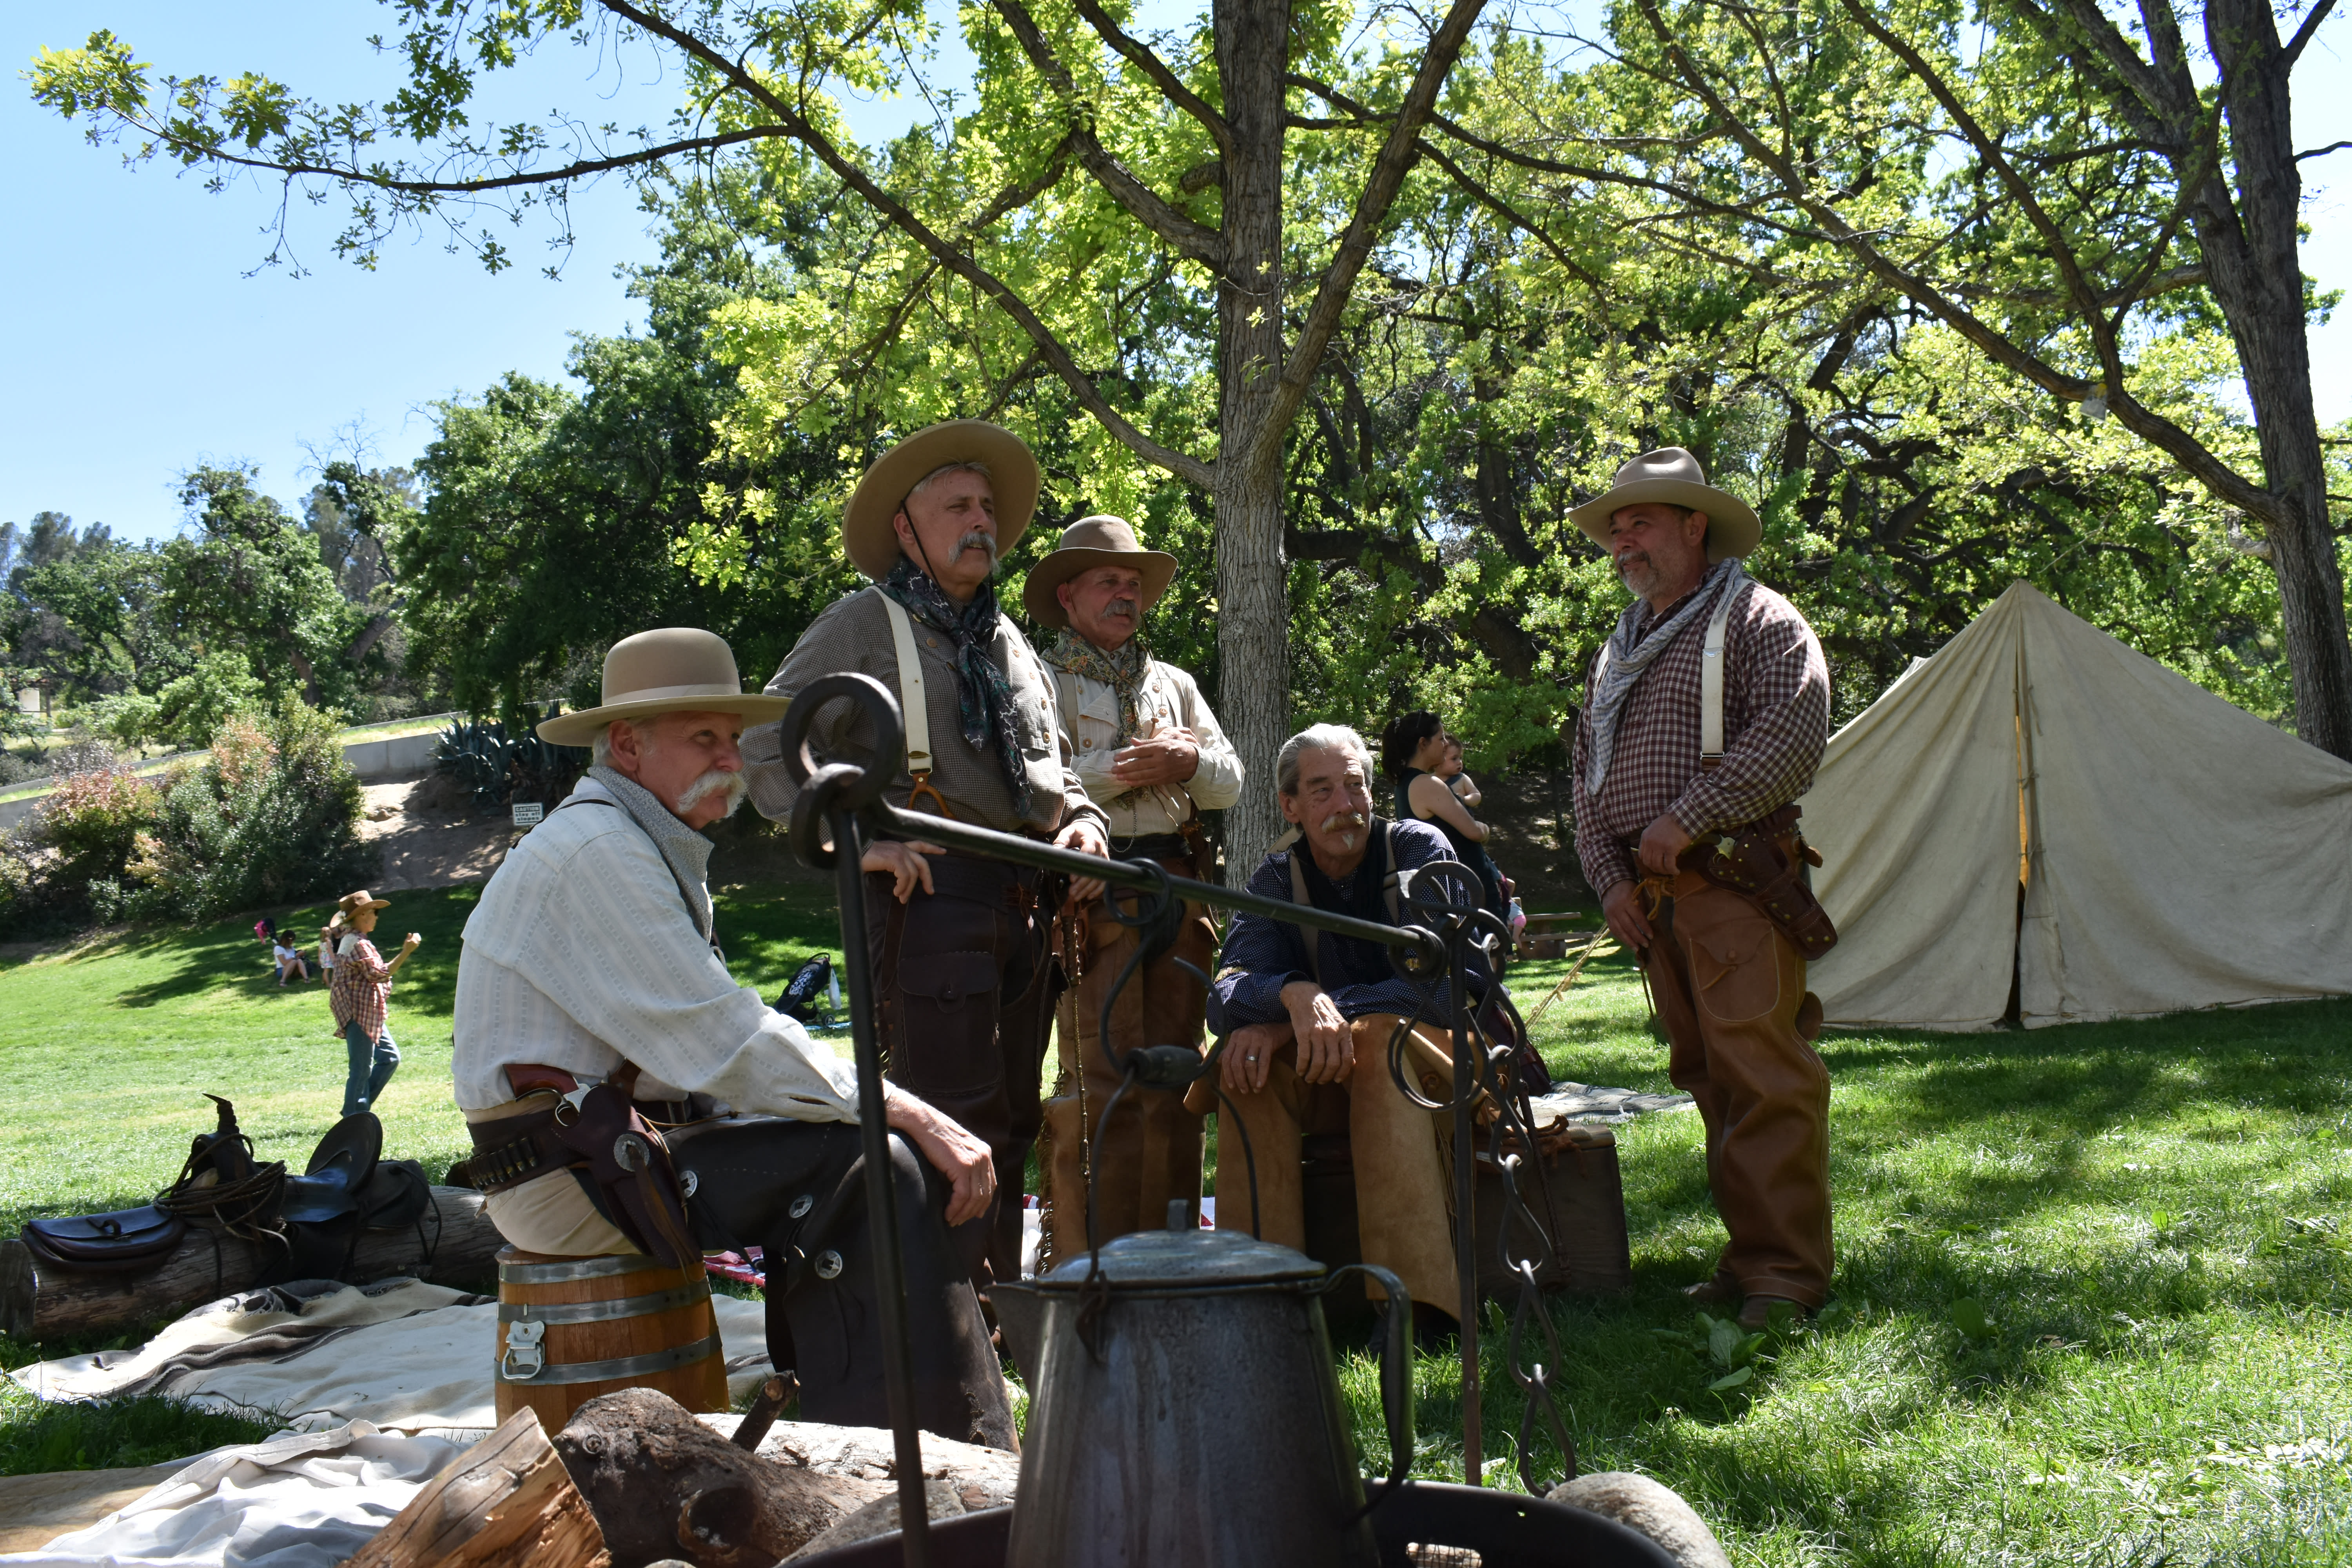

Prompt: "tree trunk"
[2200,0,2352,758]
[1212,0,1296,872]
[0,1187,505,1343]
[347,1408,610,1568]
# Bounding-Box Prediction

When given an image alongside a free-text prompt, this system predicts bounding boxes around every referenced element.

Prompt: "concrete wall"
[0,723,448,836]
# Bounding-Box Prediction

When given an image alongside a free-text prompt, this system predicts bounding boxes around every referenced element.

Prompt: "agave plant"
[435,705,585,813]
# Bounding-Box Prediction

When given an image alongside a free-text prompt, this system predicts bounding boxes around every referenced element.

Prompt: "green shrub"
[152,652,264,752]
[61,693,163,753]
[130,698,378,918]
[0,761,162,935]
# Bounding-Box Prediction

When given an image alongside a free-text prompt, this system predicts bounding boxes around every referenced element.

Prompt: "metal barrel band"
[494,1332,721,1385]
[496,1281,709,1325]
[498,1252,680,1285]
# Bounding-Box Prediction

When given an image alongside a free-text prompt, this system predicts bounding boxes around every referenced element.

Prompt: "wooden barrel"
[493,1246,728,1429]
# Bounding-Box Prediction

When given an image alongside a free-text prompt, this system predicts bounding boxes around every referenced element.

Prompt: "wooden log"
[347,1406,611,1568]
[0,1187,506,1344]
[553,1388,887,1568]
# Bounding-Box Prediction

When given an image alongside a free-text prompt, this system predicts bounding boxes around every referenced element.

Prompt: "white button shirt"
[451,778,858,1118]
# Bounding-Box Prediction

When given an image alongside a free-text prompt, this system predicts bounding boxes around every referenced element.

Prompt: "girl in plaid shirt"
[328,889,422,1117]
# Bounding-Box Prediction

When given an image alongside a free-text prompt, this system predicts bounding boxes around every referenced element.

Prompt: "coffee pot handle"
[1319,1264,1415,1495]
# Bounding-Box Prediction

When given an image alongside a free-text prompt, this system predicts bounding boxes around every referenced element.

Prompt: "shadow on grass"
[105,891,482,1012]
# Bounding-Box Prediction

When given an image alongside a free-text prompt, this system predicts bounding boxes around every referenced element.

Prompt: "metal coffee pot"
[993,1209,1413,1568]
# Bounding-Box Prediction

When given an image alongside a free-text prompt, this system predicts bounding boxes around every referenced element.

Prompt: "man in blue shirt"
[1200,723,1472,1332]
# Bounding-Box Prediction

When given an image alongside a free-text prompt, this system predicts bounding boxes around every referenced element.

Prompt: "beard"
[676,768,748,819]
[1318,810,1370,851]
[1616,548,1659,598]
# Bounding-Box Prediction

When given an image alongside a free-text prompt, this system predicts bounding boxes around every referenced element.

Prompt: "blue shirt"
[1207,818,1483,1034]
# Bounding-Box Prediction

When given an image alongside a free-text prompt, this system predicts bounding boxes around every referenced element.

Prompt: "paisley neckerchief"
[878,558,1032,816]
[1044,630,1152,740]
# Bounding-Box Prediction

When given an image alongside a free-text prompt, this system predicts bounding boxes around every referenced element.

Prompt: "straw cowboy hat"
[336,889,391,919]
[535,627,787,746]
[1569,447,1762,562]
[1020,515,1179,629]
[841,420,1042,581]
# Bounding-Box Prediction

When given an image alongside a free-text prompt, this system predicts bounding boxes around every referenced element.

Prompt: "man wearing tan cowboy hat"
[1568,447,1834,1330]
[1023,515,1241,1263]
[327,889,418,1117]
[451,626,1016,1448]
[740,421,1110,1298]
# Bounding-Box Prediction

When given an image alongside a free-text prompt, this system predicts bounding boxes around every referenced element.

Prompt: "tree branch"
[596,0,1214,488]
[1069,0,1230,154]
[1262,0,1489,463]
[2285,0,2339,65]
[991,0,1224,268]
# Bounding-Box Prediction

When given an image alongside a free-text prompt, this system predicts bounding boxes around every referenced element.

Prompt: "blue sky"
[7,3,2352,544]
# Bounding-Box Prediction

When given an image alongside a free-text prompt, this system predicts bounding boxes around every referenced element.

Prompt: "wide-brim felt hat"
[536,627,788,746]
[1021,515,1180,629]
[842,420,1042,581]
[336,889,392,918]
[1568,447,1762,562]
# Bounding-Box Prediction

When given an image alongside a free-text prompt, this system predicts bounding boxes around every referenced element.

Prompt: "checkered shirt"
[330,933,391,1039]
[1572,577,1829,898]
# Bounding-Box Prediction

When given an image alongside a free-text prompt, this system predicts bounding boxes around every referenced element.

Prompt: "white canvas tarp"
[1798,581,2352,1030]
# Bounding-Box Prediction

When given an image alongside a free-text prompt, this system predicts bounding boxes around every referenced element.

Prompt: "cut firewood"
[0,1187,504,1343]
[554,1388,888,1568]
[346,1406,609,1568]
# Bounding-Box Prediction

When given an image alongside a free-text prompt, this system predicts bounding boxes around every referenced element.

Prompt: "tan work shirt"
[742,585,1106,839]
[1049,657,1243,840]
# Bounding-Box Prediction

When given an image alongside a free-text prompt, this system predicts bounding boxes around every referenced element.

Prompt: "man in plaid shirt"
[1570,448,1833,1329]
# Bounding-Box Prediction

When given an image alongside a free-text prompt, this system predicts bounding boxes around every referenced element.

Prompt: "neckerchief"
[587,766,715,944]
[1584,557,1747,795]
[1043,630,1152,739]
[878,559,1032,816]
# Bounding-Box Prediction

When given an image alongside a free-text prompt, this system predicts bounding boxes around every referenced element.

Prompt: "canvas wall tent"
[1796,581,2352,1031]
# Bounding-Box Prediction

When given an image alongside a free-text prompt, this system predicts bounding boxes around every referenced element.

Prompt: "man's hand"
[1601,881,1652,951]
[1281,980,1353,1084]
[1636,811,1693,876]
[884,1085,996,1227]
[1056,819,1109,907]
[863,840,944,902]
[1221,1020,1290,1095]
[1110,728,1200,788]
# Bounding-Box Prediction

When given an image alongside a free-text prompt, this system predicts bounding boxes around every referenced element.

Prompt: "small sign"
[512,801,545,827]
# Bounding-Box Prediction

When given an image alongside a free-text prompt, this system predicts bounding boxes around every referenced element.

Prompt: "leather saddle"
[22,1205,185,1273]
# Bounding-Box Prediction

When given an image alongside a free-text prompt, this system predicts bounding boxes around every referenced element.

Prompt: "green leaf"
[1953,1297,1994,1339]
[1708,1366,1754,1392]
[1708,1318,1742,1368]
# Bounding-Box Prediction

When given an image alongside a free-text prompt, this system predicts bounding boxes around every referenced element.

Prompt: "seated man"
[1201,723,1483,1337]
[452,626,1013,1449]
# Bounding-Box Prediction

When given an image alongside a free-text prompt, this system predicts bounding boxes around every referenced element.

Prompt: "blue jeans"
[342,1022,400,1117]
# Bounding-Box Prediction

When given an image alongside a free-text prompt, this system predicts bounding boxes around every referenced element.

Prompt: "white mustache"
[958,530,998,572]
[1103,598,1137,619]
[676,768,748,817]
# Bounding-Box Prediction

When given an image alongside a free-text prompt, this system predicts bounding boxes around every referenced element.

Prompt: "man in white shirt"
[1022,516,1243,1261]
[453,626,1012,1447]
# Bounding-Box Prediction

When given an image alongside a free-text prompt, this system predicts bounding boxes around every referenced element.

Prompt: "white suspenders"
[880,595,955,817]
[1699,582,1737,771]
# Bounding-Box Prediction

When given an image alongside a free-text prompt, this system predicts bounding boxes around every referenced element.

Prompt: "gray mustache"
[677,768,748,817]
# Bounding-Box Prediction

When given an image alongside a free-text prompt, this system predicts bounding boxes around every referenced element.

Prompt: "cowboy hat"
[842,420,1042,581]
[336,889,392,918]
[1569,447,1762,561]
[1020,515,1180,629]
[534,627,788,747]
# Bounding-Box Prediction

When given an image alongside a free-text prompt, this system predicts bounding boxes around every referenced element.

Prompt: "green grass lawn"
[5,891,2351,1562]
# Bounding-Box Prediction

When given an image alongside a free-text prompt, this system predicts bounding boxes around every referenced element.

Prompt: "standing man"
[742,421,1110,1297]
[1022,515,1243,1259]
[1570,448,1834,1330]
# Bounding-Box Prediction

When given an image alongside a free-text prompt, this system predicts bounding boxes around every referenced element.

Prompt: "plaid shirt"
[330,933,391,1039]
[1572,577,1829,898]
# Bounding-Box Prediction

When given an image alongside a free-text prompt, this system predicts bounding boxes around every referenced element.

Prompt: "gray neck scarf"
[587,765,715,943]
[1584,558,1746,795]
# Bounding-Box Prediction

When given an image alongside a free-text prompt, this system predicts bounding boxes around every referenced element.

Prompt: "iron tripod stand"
[775,674,1578,1564]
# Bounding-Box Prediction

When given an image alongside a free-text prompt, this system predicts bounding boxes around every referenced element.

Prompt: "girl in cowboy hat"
[328,889,421,1116]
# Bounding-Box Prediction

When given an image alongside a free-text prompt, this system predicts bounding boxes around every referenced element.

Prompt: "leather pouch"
[24,1206,186,1272]
[549,1083,698,1268]
[1680,809,1839,960]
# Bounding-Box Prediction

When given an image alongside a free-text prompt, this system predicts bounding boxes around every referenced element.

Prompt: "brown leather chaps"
[1644,869,1835,1307]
